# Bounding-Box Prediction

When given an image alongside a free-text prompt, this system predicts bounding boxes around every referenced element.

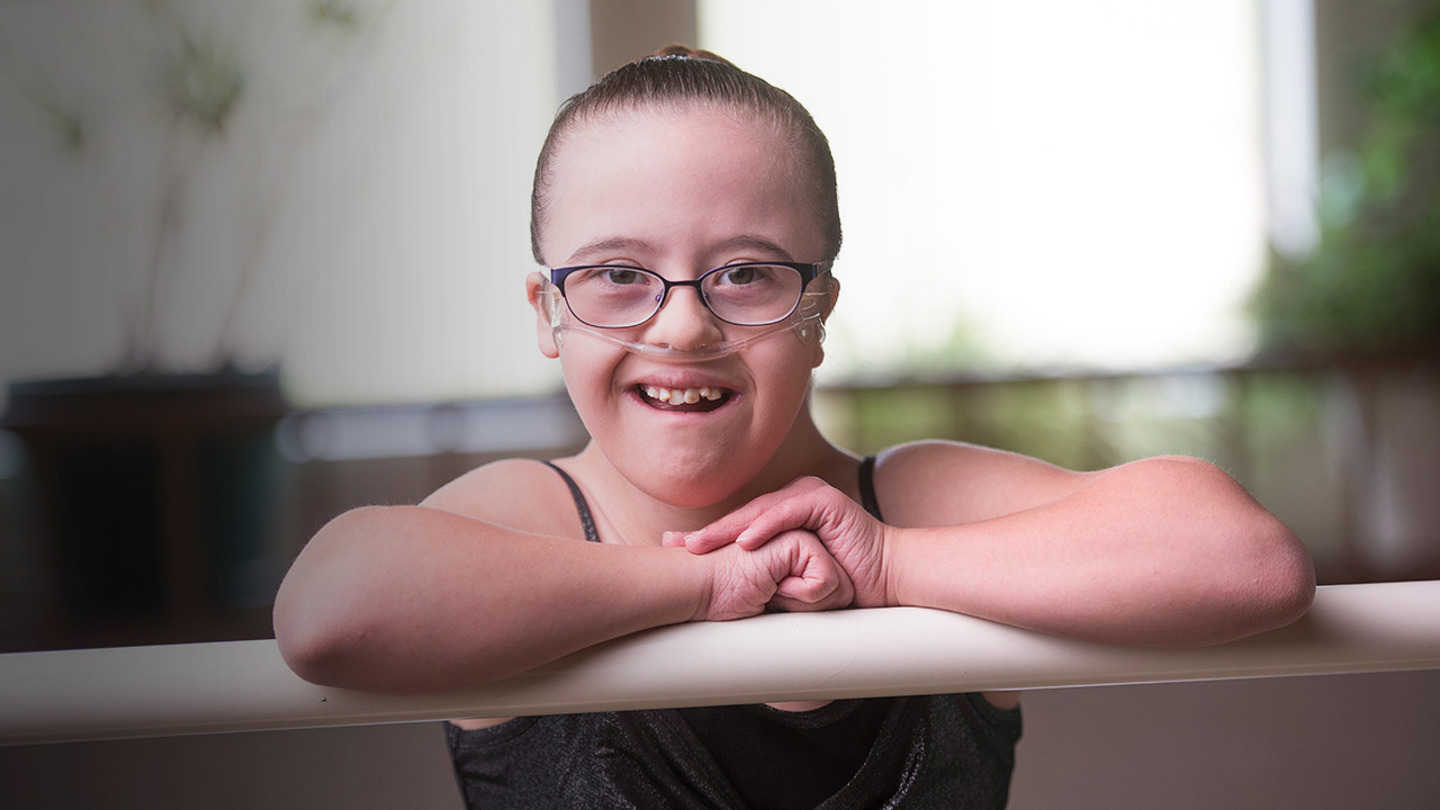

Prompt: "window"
[700,0,1271,381]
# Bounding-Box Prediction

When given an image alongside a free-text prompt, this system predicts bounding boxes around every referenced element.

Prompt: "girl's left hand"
[666,477,894,608]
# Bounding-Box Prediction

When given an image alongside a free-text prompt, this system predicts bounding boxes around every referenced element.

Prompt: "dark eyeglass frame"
[548,261,829,329]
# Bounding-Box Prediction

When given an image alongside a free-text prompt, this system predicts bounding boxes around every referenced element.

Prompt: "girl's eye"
[602,268,642,285]
[718,265,758,285]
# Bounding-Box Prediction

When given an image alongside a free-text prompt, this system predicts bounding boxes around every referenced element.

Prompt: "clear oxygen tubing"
[541,282,830,362]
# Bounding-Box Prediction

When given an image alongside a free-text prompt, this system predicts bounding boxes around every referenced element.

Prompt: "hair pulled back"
[530,45,842,265]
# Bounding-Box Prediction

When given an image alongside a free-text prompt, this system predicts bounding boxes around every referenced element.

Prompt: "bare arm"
[274,499,851,694]
[882,451,1315,645]
[680,443,1315,647]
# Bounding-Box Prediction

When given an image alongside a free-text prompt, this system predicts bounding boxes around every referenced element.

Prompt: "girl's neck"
[566,410,856,545]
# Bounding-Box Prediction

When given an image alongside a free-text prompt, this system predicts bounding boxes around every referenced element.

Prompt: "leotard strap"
[541,460,600,544]
[859,454,885,522]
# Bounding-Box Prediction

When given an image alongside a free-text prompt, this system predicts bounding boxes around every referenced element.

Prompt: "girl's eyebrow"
[565,235,797,266]
[565,237,653,265]
[714,235,796,261]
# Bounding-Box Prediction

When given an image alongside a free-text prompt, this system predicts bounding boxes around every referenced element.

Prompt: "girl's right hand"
[698,529,854,621]
[672,477,893,608]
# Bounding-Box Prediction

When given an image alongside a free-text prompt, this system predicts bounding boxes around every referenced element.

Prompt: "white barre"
[3,581,1438,746]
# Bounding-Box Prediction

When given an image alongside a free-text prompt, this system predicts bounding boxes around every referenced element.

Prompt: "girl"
[273,47,1315,808]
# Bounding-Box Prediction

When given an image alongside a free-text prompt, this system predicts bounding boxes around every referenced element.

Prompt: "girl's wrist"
[679,547,720,622]
[878,524,906,608]
[879,525,947,609]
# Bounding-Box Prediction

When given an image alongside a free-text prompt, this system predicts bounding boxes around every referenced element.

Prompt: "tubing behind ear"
[794,288,830,346]
[544,286,564,327]
[795,317,825,346]
[542,285,569,348]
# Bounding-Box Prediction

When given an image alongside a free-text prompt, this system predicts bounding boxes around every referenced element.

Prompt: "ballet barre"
[2,581,1437,746]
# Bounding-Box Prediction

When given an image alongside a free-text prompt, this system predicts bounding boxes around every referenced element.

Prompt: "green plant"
[1,0,378,374]
[1253,12,1440,354]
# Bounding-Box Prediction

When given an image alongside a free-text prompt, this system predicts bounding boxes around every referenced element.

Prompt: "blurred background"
[1,1,1438,807]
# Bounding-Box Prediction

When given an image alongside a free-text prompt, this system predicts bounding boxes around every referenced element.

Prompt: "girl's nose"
[642,286,726,351]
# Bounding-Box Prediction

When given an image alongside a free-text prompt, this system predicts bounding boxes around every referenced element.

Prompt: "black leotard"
[445,457,1021,808]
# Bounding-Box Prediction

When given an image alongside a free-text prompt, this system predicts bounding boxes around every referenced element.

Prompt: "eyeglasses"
[548,261,828,329]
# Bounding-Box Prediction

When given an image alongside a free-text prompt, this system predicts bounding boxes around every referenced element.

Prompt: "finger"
[684,484,811,552]
[766,593,816,613]
[775,533,853,608]
[734,495,829,550]
[689,477,834,553]
[685,491,791,548]
[816,553,856,609]
[683,529,738,554]
[661,530,688,548]
[770,571,852,612]
[774,572,838,604]
[738,482,866,552]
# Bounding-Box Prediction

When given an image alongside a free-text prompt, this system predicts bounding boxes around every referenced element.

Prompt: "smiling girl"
[273,47,1314,808]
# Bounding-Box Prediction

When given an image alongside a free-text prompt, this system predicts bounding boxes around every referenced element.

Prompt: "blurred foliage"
[832,373,1246,473]
[1085,374,1240,467]
[310,0,363,31]
[163,31,245,134]
[961,380,1094,470]
[820,369,1358,576]
[1253,11,1440,354]
[892,319,998,379]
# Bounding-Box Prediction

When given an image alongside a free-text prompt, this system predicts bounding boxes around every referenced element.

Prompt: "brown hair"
[529,45,842,265]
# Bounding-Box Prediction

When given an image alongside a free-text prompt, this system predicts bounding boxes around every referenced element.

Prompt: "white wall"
[0,1,561,408]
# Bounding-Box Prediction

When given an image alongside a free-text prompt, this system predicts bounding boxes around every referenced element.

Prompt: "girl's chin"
[621,455,752,507]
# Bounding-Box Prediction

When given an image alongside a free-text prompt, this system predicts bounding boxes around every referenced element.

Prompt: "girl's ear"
[526,272,561,358]
[820,276,840,320]
[811,277,839,369]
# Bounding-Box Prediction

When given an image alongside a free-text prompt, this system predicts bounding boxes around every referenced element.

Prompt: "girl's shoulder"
[870,440,1092,527]
[420,457,590,541]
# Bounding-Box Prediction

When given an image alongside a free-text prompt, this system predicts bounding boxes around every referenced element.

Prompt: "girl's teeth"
[643,385,724,404]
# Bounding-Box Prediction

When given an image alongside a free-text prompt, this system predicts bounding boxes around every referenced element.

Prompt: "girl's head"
[530,46,841,266]
[524,48,845,504]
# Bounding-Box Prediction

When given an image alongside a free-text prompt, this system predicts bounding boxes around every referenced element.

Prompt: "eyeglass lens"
[561,265,805,327]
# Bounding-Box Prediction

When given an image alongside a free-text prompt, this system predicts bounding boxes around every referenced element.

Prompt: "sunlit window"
[700,0,1270,382]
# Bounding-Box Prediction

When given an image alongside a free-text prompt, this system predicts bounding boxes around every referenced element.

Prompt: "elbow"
[1262,523,1316,627]
[272,509,385,687]
[273,569,362,688]
[1236,516,1316,637]
[1164,457,1317,635]
[273,590,354,687]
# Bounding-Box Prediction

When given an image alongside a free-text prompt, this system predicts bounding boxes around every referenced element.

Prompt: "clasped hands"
[664,477,894,622]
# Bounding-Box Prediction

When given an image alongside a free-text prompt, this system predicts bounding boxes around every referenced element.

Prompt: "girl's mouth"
[637,384,733,412]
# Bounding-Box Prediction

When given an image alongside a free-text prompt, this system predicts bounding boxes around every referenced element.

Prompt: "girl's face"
[529,104,832,507]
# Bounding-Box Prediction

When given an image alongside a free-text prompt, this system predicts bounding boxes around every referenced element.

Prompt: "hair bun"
[647,44,736,67]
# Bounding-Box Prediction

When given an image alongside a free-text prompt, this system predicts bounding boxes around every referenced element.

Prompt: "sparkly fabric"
[446,694,1020,808]
[446,457,1022,807]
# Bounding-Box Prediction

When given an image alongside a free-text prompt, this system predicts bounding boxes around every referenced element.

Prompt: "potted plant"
[1252,11,1440,359]
[1,1,376,649]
